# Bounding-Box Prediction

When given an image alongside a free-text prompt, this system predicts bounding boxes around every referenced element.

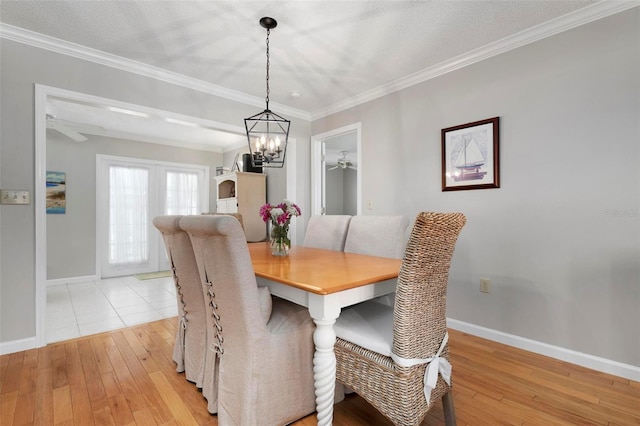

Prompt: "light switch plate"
[1,189,31,205]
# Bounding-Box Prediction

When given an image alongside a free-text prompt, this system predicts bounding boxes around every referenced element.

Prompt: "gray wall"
[344,168,357,215]
[325,167,344,215]
[0,38,310,343]
[46,130,222,280]
[1,8,637,371]
[312,10,640,366]
[324,167,357,215]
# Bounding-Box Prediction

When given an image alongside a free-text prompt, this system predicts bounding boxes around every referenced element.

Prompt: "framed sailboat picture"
[442,117,500,191]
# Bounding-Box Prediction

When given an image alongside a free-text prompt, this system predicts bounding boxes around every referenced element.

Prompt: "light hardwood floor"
[1,319,638,425]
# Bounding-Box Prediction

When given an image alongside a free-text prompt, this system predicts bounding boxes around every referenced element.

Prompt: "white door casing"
[310,123,362,216]
[34,84,297,347]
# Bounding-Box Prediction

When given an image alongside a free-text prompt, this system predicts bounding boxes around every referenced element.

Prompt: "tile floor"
[46,275,178,343]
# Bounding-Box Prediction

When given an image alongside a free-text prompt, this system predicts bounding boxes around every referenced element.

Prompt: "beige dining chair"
[180,214,317,425]
[333,212,466,426]
[201,212,244,229]
[343,215,410,258]
[195,212,247,412]
[303,214,352,251]
[343,215,410,306]
[152,215,206,389]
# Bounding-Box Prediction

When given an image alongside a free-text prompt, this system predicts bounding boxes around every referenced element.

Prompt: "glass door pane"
[98,155,209,277]
[108,165,150,266]
[165,170,199,215]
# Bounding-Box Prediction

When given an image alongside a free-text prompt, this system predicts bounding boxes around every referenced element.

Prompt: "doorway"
[97,155,209,277]
[311,123,362,216]
[35,84,298,347]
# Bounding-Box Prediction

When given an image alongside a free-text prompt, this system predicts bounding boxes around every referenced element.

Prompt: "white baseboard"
[2,312,637,382]
[0,336,37,356]
[0,276,99,354]
[47,274,98,287]
[447,318,640,382]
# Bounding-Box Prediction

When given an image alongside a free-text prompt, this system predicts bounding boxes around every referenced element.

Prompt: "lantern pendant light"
[244,17,290,169]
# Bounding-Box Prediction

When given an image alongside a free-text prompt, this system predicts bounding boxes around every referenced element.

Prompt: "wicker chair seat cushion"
[335,297,453,406]
[334,300,394,356]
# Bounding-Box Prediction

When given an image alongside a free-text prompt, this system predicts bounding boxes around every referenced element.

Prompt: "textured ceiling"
[4,0,633,153]
[1,0,603,116]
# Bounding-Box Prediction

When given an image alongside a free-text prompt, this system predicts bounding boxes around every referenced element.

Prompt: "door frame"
[96,154,209,278]
[310,123,362,216]
[34,84,297,347]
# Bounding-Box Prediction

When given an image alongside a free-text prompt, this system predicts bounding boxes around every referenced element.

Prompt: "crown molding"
[0,23,311,121]
[310,0,640,120]
[2,1,637,123]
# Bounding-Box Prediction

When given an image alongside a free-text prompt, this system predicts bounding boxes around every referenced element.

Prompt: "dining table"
[248,242,402,426]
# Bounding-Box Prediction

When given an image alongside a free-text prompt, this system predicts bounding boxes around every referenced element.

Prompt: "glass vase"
[270,224,291,256]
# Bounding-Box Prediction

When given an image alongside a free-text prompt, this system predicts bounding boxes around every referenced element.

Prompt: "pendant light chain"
[244,17,290,169]
[265,28,270,111]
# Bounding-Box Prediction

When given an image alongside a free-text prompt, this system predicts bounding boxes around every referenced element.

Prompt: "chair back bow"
[390,332,451,404]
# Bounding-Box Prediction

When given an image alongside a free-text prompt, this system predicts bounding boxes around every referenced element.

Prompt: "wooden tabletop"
[248,242,402,295]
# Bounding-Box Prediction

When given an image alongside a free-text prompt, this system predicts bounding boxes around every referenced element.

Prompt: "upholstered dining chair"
[344,215,410,306]
[195,212,246,412]
[303,214,352,251]
[201,212,244,230]
[333,212,466,426]
[343,215,410,258]
[152,216,207,389]
[180,215,317,425]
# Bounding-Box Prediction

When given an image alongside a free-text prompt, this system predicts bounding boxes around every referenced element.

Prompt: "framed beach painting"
[442,117,500,191]
[46,171,66,214]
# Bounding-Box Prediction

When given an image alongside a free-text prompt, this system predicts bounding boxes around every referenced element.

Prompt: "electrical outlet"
[367,200,373,210]
[480,278,491,293]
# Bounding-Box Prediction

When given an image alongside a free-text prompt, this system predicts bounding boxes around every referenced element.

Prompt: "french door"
[97,155,209,278]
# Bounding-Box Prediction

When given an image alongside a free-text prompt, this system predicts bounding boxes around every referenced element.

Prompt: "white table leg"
[309,295,341,426]
[313,317,336,426]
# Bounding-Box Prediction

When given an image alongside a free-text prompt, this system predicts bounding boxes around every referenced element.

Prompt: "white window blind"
[165,171,199,215]
[108,166,149,265]
[98,155,209,277]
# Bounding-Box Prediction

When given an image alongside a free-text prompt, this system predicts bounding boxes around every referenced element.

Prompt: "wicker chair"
[180,215,317,425]
[334,212,466,426]
[152,216,207,389]
[303,214,352,251]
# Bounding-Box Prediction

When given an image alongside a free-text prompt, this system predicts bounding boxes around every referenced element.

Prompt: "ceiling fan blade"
[328,165,339,170]
[46,115,89,142]
[50,123,88,142]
